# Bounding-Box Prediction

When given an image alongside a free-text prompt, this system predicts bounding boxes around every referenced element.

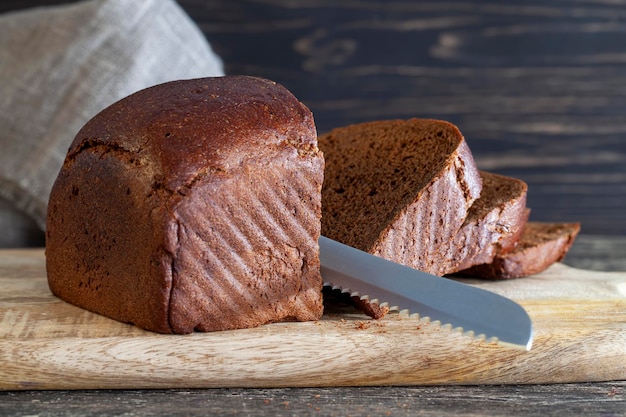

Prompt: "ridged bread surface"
[169,156,324,333]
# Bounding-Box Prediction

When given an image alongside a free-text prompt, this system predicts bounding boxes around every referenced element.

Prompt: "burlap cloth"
[0,0,224,246]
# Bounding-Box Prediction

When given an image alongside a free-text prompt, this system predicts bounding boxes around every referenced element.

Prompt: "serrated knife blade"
[319,236,533,350]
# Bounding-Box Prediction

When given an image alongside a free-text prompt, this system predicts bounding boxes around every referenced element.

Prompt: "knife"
[319,236,533,350]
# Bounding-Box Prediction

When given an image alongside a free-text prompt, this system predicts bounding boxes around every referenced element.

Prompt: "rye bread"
[46,76,325,334]
[319,119,483,277]
[460,222,581,279]
[449,171,529,273]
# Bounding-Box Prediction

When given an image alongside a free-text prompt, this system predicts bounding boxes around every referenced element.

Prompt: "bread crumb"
[355,321,371,330]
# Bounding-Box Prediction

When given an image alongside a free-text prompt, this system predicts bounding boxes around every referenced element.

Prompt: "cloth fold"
[0,0,224,245]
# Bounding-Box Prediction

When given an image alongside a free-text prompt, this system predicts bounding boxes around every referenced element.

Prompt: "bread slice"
[448,171,529,273]
[319,119,482,276]
[46,76,325,334]
[459,222,581,279]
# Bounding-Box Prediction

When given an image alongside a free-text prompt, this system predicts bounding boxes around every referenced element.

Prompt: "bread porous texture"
[46,76,325,334]
[449,171,529,273]
[319,119,482,276]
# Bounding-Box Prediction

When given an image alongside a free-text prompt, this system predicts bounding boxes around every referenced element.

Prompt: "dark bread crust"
[449,171,529,273]
[460,222,581,279]
[46,76,324,334]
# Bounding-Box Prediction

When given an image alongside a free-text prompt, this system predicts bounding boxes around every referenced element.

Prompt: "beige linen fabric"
[0,0,224,246]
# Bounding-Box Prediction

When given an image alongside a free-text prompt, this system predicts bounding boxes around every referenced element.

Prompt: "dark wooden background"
[3,0,626,237]
[1,1,625,416]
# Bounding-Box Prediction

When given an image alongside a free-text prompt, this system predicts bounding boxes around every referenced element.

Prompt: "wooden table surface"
[1,1,625,416]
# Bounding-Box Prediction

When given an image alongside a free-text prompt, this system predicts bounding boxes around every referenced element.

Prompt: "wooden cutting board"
[1,249,624,390]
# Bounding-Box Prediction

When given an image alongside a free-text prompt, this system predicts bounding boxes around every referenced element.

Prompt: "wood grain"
[1,249,624,390]
[0,383,624,417]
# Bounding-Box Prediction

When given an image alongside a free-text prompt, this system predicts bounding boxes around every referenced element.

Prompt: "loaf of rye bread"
[460,222,581,279]
[319,119,483,277]
[46,76,325,334]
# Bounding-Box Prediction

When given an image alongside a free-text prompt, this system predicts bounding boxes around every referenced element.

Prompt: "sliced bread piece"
[319,118,482,277]
[448,171,529,273]
[459,222,581,279]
